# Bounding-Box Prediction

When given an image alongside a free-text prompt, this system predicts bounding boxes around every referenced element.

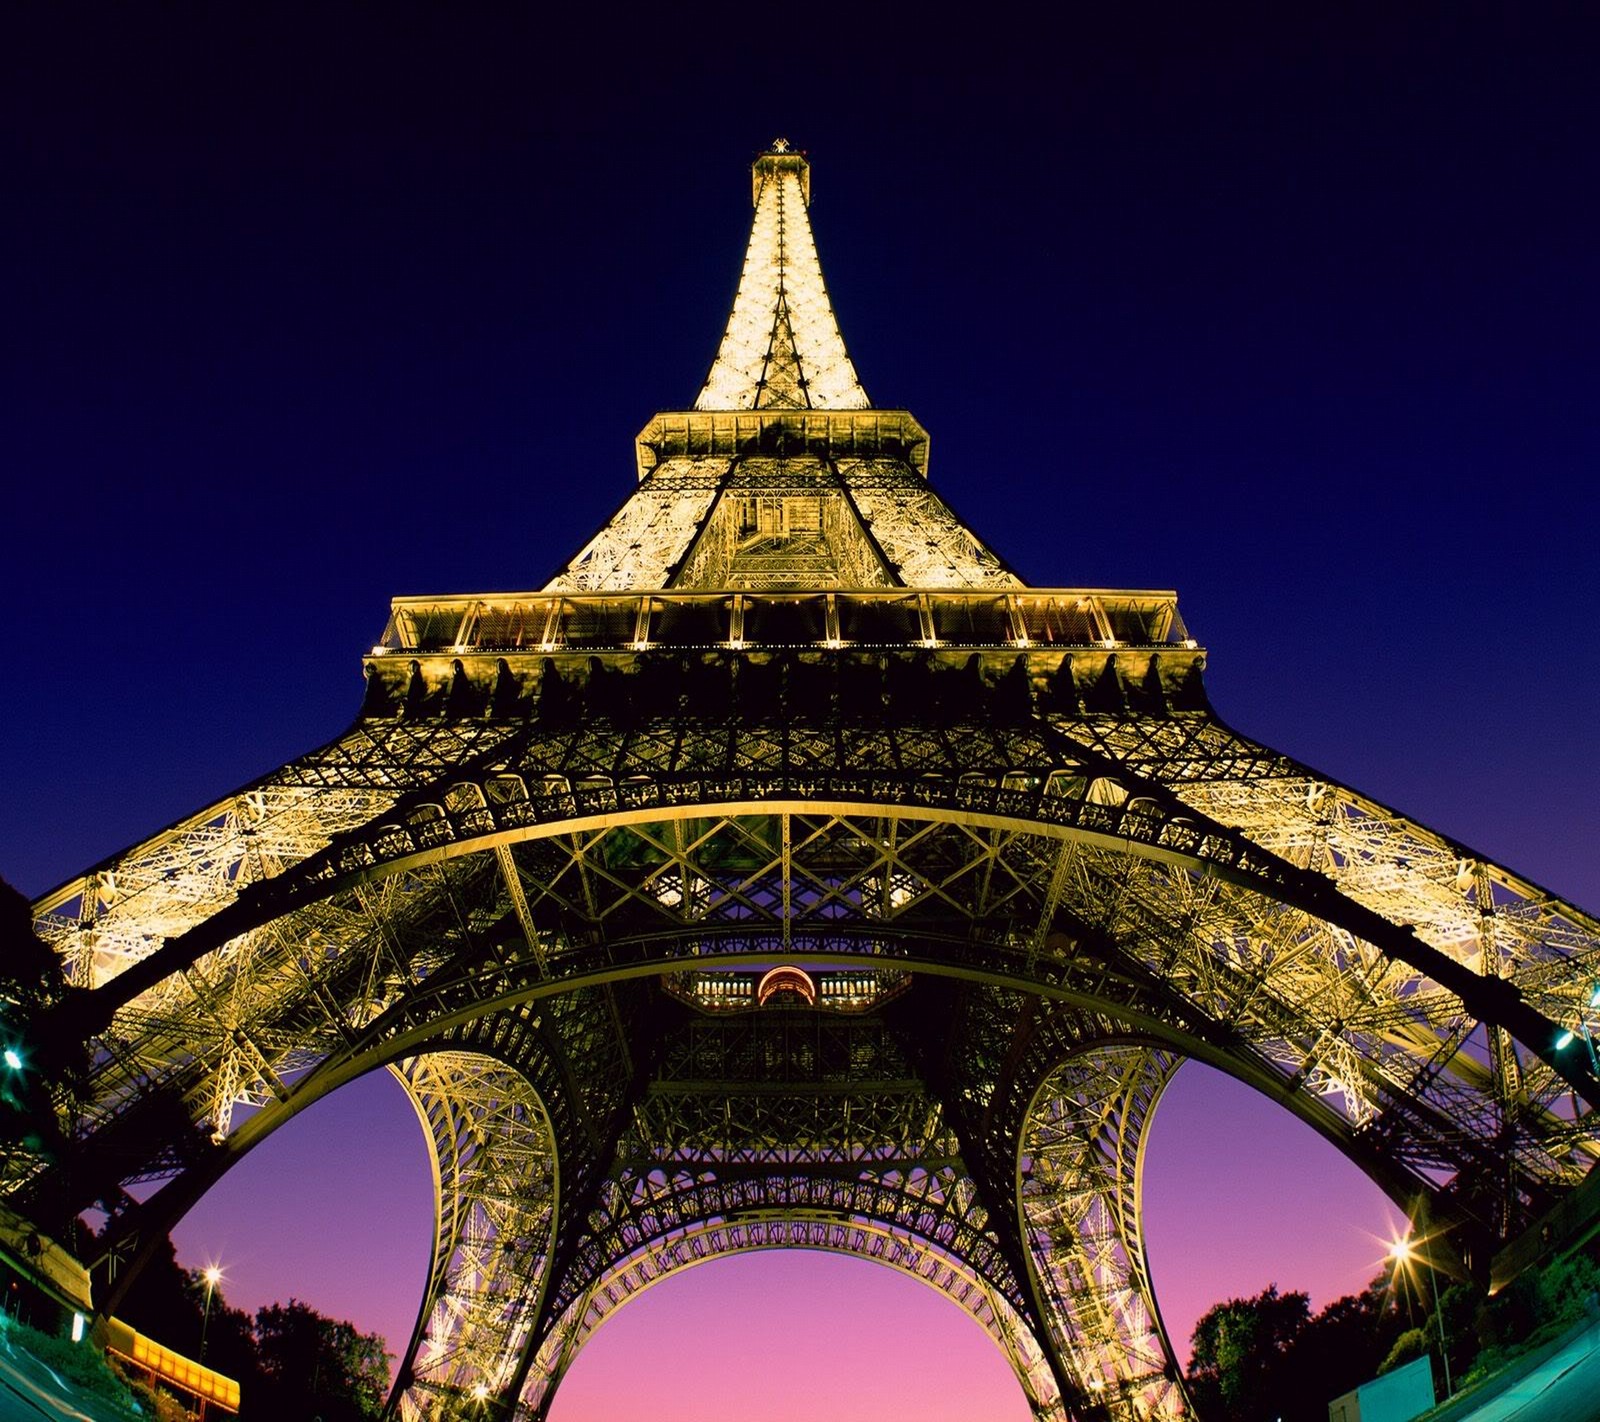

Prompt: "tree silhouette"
[253,1298,390,1421]
[1187,1284,1310,1421]
[0,877,79,1158]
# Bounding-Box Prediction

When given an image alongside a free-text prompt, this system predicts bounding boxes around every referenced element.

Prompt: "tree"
[252,1299,391,1421]
[1187,1284,1310,1422]
[1284,1280,1405,1419]
[0,877,79,1158]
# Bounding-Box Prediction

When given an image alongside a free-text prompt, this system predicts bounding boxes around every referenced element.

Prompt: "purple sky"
[6,8,1597,1416]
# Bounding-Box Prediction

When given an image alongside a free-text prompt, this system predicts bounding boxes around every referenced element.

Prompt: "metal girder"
[503,1002,1060,1417]
[36,774,1600,1265]
[394,1051,557,1422]
[1018,1042,1185,1421]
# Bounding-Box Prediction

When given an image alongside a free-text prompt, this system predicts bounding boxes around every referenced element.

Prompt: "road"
[0,1331,127,1422]
[1442,1323,1600,1422]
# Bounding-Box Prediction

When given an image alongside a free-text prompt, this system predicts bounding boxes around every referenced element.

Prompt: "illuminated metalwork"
[16,141,1600,1422]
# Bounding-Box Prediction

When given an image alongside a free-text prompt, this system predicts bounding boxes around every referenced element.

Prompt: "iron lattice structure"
[16,140,1600,1422]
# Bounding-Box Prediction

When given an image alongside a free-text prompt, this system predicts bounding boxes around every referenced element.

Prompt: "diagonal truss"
[1018,1042,1182,1420]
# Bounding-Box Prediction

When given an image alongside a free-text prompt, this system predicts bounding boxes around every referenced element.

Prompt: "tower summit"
[551,139,1021,594]
[696,138,867,412]
[18,144,1600,1422]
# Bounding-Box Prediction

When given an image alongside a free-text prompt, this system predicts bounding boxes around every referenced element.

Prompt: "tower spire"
[695,139,868,411]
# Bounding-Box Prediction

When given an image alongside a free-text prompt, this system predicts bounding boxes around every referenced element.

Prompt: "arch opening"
[165,1068,434,1389]
[534,1235,1050,1422]
[1139,1060,1408,1372]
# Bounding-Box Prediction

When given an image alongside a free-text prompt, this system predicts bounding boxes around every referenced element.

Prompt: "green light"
[1589,984,1600,1009]
[2,1048,21,1071]
[1556,1031,1576,1050]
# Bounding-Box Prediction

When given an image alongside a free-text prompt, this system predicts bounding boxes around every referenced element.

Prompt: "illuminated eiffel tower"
[15,140,1600,1421]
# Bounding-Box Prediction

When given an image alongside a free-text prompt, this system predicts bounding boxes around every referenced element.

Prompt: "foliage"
[1379,1326,1429,1375]
[113,1370,193,1422]
[106,1236,386,1419]
[1187,1284,1310,1422]
[0,1315,142,1416]
[1434,1279,1480,1382]
[1282,1282,1401,1417]
[1535,1249,1600,1330]
[251,1298,391,1421]
[1475,1266,1540,1352]
[0,877,79,1159]
[103,1236,206,1358]
[1187,1244,1600,1420]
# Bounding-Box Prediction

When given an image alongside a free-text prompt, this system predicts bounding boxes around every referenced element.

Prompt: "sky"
[3,6,1598,1417]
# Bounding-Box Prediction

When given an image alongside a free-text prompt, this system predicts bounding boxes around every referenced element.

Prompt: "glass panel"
[558,598,638,648]
[652,598,731,646]
[742,595,828,644]
[838,595,923,645]
[930,596,1012,644]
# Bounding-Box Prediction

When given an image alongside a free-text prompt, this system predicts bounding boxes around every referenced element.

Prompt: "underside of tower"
[14,141,1600,1422]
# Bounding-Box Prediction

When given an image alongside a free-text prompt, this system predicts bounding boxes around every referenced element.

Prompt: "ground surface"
[1439,1324,1600,1422]
[0,1330,129,1422]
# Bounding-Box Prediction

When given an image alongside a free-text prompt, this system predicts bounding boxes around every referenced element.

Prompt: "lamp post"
[1389,1236,1451,1399]
[200,1265,222,1363]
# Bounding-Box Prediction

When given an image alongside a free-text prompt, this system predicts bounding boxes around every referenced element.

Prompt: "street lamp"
[200,1265,223,1363]
[1389,1235,1451,1399]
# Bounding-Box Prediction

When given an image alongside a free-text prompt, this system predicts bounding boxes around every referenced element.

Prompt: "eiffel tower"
[14,140,1600,1422]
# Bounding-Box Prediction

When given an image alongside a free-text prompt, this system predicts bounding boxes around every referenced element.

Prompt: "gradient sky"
[4,8,1597,1417]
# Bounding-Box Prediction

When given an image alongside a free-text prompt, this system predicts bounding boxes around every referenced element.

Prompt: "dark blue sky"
[4,6,1597,1412]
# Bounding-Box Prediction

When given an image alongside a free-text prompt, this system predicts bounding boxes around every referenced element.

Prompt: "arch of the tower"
[21,746,1600,1421]
[384,1024,1189,1422]
[33,785,1600,1229]
[516,1180,1065,1421]
[141,783,1591,1210]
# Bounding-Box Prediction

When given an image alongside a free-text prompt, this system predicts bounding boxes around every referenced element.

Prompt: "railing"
[634,408,931,478]
[376,588,1192,658]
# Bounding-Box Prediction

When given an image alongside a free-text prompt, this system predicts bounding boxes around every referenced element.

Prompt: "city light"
[1388,1231,1452,1397]
[2,1048,22,1071]
[201,1262,224,1362]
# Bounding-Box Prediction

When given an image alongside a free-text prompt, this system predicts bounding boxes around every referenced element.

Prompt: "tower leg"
[391,1051,557,1421]
[1018,1041,1186,1421]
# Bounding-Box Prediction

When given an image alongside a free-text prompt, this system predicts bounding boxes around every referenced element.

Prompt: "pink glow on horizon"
[549,1252,1031,1422]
